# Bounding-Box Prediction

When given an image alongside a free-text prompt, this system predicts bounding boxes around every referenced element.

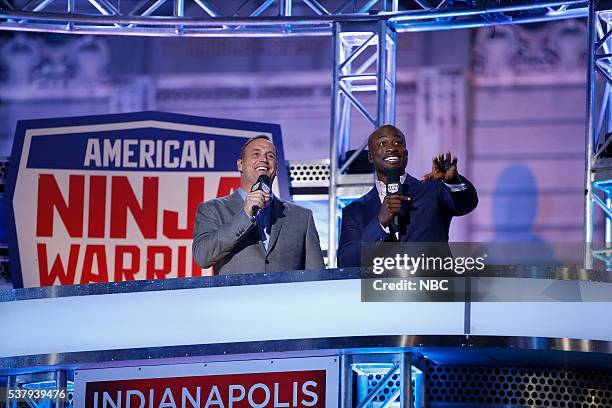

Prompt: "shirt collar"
[375,173,407,203]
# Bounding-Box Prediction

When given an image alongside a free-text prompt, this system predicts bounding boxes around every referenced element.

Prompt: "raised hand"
[422,151,459,183]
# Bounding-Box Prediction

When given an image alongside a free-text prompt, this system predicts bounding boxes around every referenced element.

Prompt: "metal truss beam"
[328,18,396,265]
[0,0,592,269]
[4,370,72,408]
[585,0,612,269]
[342,353,424,408]
[0,0,588,36]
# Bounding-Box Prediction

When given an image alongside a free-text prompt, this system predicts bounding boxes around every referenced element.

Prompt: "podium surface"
[2,267,612,373]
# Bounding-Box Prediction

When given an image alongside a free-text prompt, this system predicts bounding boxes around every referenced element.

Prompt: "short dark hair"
[239,135,276,160]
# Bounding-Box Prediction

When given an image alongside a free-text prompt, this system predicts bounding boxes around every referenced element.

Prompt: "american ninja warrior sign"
[73,357,339,408]
[5,111,288,288]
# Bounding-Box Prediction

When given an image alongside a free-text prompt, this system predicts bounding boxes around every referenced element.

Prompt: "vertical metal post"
[67,0,74,29]
[606,191,612,269]
[339,354,353,408]
[413,368,425,408]
[585,0,597,268]
[328,20,397,266]
[329,21,342,266]
[280,0,291,16]
[399,353,413,408]
[340,98,352,155]
[606,192,612,244]
[339,37,352,168]
[174,0,184,33]
[387,26,397,124]
[7,375,18,408]
[55,370,67,408]
[174,0,184,17]
[377,20,388,125]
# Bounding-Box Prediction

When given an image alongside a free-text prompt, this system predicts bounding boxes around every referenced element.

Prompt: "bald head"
[367,125,405,151]
[367,124,408,182]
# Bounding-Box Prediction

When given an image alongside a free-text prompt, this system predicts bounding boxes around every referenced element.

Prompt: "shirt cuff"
[242,209,256,223]
[444,182,467,192]
[380,224,390,234]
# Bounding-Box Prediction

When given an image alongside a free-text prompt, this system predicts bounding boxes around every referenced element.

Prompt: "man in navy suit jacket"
[337,125,478,268]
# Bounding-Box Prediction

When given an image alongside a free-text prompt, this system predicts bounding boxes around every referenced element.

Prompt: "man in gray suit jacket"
[193,135,325,275]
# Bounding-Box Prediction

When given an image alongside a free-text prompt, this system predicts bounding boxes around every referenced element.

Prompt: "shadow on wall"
[485,163,558,265]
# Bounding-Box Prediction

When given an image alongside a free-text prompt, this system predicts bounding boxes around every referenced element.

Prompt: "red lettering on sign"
[30,173,226,286]
[37,243,80,286]
[163,177,204,239]
[217,176,241,197]
[146,246,172,280]
[88,176,107,238]
[192,258,204,277]
[110,176,159,239]
[80,245,109,284]
[36,174,84,238]
[114,245,140,282]
[84,370,326,408]
[177,246,186,278]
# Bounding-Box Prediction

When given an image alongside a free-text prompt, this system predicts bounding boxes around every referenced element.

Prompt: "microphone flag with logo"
[250,174,271,215]
[385,168,402,196]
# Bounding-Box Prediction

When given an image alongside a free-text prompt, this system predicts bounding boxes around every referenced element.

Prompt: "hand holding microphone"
[244,175,271,217]
[378,169,410,229]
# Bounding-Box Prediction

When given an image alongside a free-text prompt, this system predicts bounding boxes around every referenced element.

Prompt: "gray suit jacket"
[193,191,325,275]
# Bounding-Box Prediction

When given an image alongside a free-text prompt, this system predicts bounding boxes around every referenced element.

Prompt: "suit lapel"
[398,174,419,238]
[227,191,266,256]
[227,190,245,215]
[403,173,419,194]
[266,198,287,255]
[363,186,399,242]
[364,186,381,221]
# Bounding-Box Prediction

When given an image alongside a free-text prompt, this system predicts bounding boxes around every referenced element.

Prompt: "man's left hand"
[422,151,459,183]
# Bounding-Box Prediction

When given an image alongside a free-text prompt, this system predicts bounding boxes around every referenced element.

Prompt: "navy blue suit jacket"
[337,173,478,268]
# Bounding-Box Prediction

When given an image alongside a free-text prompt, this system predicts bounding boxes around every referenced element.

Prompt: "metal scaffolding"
[585,0,612,269]
[340,353,423,408]
[0,0,593,267]
[0,0,588,36]
[0,0,591,267]
[328,18,396,264]
[0,1,598,404]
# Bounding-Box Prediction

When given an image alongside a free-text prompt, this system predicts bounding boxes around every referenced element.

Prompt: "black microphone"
[385,168,402,196]
[384,168,402,235]
[250,174,271,214]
